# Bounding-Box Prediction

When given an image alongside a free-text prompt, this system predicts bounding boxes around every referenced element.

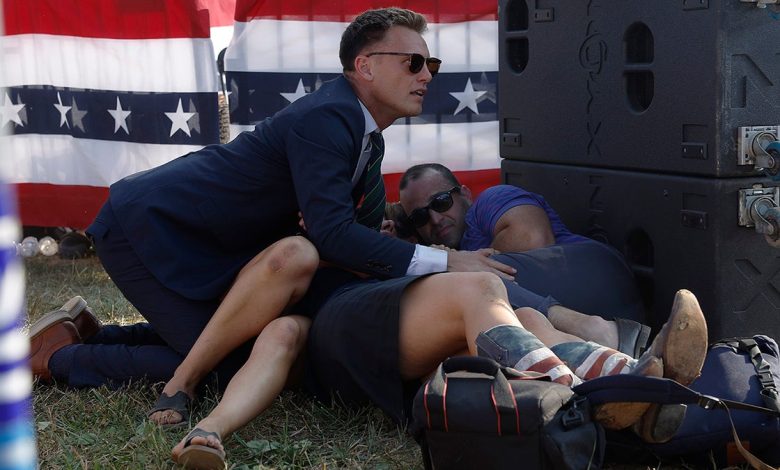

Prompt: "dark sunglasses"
[407,187,461,228]
[366,52,442,77]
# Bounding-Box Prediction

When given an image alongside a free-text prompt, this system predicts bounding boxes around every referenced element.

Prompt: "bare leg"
[171,315,310,462]
[397,272,578,384]
[396,272,516,379]
[514,307,584,347]
[151,236,318,425]
[547,305,619,349]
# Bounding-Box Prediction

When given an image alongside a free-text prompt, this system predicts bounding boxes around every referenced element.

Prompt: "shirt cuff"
[406,244,448,275]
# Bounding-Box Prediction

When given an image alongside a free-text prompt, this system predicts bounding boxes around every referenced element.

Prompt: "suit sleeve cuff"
[405,245,448,275]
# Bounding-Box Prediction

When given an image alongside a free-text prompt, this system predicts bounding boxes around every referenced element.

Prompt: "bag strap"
[575,374,780,418]
[576,375,780,470]
[717,400,779,470]
[718,337,780,412]
[423,356,519,435]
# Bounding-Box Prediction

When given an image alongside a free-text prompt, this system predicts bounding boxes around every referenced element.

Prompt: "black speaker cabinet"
[498,0,780,177]
[503,159,780,340]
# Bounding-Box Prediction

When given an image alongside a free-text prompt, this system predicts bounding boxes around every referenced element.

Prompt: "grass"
[26,256,739,469]
[26,256,420,469]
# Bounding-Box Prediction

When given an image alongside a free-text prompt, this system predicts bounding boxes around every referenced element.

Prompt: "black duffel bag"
[409,356,604,470]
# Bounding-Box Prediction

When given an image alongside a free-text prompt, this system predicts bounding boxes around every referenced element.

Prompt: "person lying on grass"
[166,248,707,469]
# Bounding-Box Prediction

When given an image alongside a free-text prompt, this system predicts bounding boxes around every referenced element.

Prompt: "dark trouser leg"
[492,240,644,321]
[50,343,183,388]
[86,323,165,345]
[48,202,251,389]
[502,280,560,315]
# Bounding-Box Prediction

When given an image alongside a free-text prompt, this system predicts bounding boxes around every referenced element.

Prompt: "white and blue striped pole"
[0,186,36,470]
[0,1,38,467]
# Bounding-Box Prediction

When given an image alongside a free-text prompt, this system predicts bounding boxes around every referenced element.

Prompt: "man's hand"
[380,219,397,238]
[446,249,517,280]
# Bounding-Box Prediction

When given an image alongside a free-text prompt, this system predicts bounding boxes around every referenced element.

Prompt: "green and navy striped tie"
[356,131,386,231]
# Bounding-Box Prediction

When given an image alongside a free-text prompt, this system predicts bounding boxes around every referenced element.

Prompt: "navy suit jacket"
[108,76,416,300]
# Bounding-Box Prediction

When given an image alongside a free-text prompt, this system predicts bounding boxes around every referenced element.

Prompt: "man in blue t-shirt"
[397,163,648,357]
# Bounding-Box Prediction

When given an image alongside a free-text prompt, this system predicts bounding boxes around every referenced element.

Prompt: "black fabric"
[304,275,425,425]
[410,357,604,470]
[51,201,252,389]
[292,267,360,318]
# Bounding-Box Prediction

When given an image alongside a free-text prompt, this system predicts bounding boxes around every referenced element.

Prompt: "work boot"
[29,296,102,341]
[29,320,81,382]
[593,289,708,431]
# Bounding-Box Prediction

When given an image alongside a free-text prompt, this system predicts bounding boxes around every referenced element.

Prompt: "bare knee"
[269,236,319,273]
[514,307,552,331]
[246,236,319,279]
[252,316,309,359]
[452,272,507,302]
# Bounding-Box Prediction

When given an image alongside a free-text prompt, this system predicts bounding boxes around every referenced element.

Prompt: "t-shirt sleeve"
[471,185,545,236]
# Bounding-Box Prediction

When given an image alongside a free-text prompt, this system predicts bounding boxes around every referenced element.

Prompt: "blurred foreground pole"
[0,1,38,468]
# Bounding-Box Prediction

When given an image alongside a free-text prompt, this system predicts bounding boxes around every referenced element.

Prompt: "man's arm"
[287,102,518,279]
[490,205,555,252]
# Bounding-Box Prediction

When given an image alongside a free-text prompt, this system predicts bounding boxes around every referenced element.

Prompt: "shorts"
[304,275,426,425]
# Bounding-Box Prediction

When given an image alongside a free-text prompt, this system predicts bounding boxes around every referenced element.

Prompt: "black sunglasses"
[366,52,442,77]
[407,187,461,228]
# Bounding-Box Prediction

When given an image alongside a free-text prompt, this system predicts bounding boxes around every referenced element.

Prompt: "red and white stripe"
[573,346,634,381]
[225,0,501,201]
[0,0,232,228]
[514,347,581,386]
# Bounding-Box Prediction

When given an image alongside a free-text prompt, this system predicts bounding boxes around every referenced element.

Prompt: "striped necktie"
[355,131,385,231]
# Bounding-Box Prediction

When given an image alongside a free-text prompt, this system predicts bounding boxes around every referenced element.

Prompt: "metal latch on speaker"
[737,126,780,174]
[738,185,780,240]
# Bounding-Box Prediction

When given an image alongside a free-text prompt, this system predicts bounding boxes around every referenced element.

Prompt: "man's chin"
[437,236,460,250]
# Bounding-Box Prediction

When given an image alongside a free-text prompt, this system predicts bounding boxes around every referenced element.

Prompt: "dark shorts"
[293,267,361,318]
[304,275,425,425]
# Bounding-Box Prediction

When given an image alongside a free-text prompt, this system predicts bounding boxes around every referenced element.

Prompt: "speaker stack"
[498,0,780,338]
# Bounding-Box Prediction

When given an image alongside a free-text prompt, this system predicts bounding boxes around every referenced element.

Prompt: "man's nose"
[428,210,445,225]
[418,64,432,83]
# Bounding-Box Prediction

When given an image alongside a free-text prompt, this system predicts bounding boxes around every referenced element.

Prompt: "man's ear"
[353,56,374,81]
[461,185,473,203]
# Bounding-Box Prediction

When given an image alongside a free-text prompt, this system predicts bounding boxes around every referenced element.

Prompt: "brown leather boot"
[594,289,708,432]
[28,296,102,341]
[645,289,708,386]
[29,320,81,382]
[592,355,663,430]
[631,289,708,442]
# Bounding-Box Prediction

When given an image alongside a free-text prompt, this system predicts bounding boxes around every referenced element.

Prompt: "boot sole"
[592,355,663,430]
[29,296,88,338]
[659,289,708,386]
[593,401,653,430]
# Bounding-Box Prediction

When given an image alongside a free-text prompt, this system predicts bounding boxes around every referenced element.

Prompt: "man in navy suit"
[28,7,516,412]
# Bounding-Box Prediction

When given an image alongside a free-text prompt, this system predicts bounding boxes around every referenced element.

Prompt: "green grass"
[26,256,420,469]
[26,256,736,469]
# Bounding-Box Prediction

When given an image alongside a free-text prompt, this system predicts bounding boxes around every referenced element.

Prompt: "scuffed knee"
[274,236,319,274]
[248,236,319,278]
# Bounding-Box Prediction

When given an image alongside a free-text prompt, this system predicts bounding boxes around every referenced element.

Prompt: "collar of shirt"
[352,100,380,186]
[358,99,379,141]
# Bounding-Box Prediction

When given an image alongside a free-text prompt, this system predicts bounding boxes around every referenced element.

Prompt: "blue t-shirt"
[461,185,589,250]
